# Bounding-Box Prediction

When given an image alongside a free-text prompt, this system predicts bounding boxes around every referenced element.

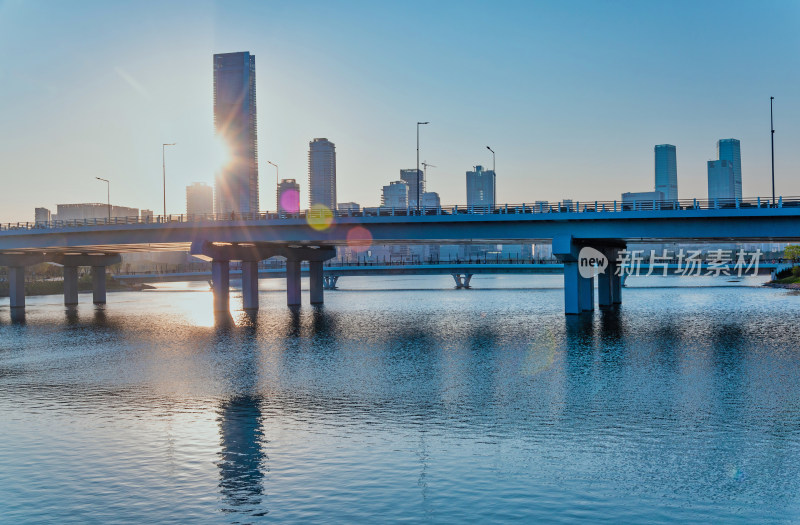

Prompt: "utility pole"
[770,97,775,205]
[96,177,110,220]
[162,143,176,217]
[416,122,429,213]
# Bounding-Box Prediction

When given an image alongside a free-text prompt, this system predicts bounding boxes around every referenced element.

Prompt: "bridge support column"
[452,273,473,288]
[211,260,230,312]
[579,274,594,312]
[8,267,25,309]
[555,236,625,315]
[91,266,106,305]
[323,275,339,290]
[562,262,581,314]
[309,260,324,304]
[598,270,612,308]
[612,272,622,304]
[64,266,79,305]
[286,259,301,306]
[241,261,259,310]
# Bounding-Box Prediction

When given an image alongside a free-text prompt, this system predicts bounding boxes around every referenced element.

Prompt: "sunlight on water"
[1,275,799,523]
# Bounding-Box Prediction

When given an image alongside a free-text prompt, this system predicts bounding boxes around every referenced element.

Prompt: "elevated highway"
[1,196,798,314]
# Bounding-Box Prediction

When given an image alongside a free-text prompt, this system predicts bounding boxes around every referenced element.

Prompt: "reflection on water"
[1,277,800,523]
[218,396,267,516]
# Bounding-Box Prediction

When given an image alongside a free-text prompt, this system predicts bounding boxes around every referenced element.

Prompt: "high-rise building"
[421,191,440,210]
[381,181,408,208]
[186,182,214,217]
[654,144,678,200]
[400,169,425,208]
[277,179,300,214]
[34,207,51,224]
[466,165,496,208]
[708,160,735,201]
[308,138,336,209]
[717,139,742,200]
[213,51,259,215]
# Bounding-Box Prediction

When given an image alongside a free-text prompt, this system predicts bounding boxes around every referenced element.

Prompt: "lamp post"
[267,160,279,211]
[486,146,495,173]
[770,97,775,205]
[162,142,176,218]
[416,121,429,212]
[96,177,110,220]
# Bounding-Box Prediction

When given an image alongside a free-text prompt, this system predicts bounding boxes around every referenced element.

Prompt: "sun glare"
[212,136,231,173]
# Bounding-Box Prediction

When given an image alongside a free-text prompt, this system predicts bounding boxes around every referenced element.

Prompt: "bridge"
[1,196,798,314]
[113,260,779,290]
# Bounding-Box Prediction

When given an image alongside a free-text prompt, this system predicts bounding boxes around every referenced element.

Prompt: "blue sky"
[1,0,798,221]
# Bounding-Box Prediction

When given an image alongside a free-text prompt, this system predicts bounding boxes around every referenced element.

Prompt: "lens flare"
[306,204,334,231]
[280,189,300,214]
[346,226,372,253]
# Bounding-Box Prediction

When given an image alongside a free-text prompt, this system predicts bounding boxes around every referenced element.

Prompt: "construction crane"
[421,161,436,179]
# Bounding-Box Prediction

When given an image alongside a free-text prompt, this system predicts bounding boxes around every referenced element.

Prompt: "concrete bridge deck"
[1,196,798,314]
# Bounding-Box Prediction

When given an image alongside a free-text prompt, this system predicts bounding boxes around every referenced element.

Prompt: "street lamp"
[96,177,110,220]
[486,146,495,173]
[162,142,176,218]
[770,97,775,205]
[416,121,429,212]
[267,161,279,211]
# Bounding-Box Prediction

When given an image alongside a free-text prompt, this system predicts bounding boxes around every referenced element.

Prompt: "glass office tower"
[214,51,259,215]
[717,139,742,200]
[654,144,678,200]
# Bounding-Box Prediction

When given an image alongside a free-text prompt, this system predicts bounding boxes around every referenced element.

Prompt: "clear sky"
[1,0,798,222]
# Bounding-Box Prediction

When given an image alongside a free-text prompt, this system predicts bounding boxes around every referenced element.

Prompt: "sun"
[212,135,231,173]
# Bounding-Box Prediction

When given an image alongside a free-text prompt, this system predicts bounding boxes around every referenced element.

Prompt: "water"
[2,275,800,523]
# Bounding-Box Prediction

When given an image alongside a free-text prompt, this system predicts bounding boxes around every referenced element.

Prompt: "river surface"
[2,275,800,523]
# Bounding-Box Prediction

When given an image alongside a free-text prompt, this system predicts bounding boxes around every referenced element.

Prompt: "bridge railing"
[7,196,799,232]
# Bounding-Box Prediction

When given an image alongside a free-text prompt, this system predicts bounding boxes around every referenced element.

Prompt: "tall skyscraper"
[213,51,259,215]
[308,138,336,209]
[466,165,496,207]
[400,169,424,208]
[381,181,408,208]
[654,144,678,200]
[717,139,742,200]
[277,179,300,214]
[708,160,735,201]
[186,182,214,217]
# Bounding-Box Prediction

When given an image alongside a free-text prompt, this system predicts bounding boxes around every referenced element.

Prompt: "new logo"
[578,247,608,278]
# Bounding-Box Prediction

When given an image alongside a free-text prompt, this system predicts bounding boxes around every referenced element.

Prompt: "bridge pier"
[8,266,25,309]
[452,273,473,288]
[598,249,622,308]
[63,266,79,306]
[241,261,259,310]
[211,260,230,312]
[191,241,336,310]
[92,266,106,304]
[286,259,301,306]
[309,260,324,304]
[323,275,339,290]
[554,236,625,315]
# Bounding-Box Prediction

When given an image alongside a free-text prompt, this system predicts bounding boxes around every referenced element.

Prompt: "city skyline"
[1,1,798,223]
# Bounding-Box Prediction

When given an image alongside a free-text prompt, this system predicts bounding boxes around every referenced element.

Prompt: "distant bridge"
[113,261,778,290]
[1,196,798,314]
